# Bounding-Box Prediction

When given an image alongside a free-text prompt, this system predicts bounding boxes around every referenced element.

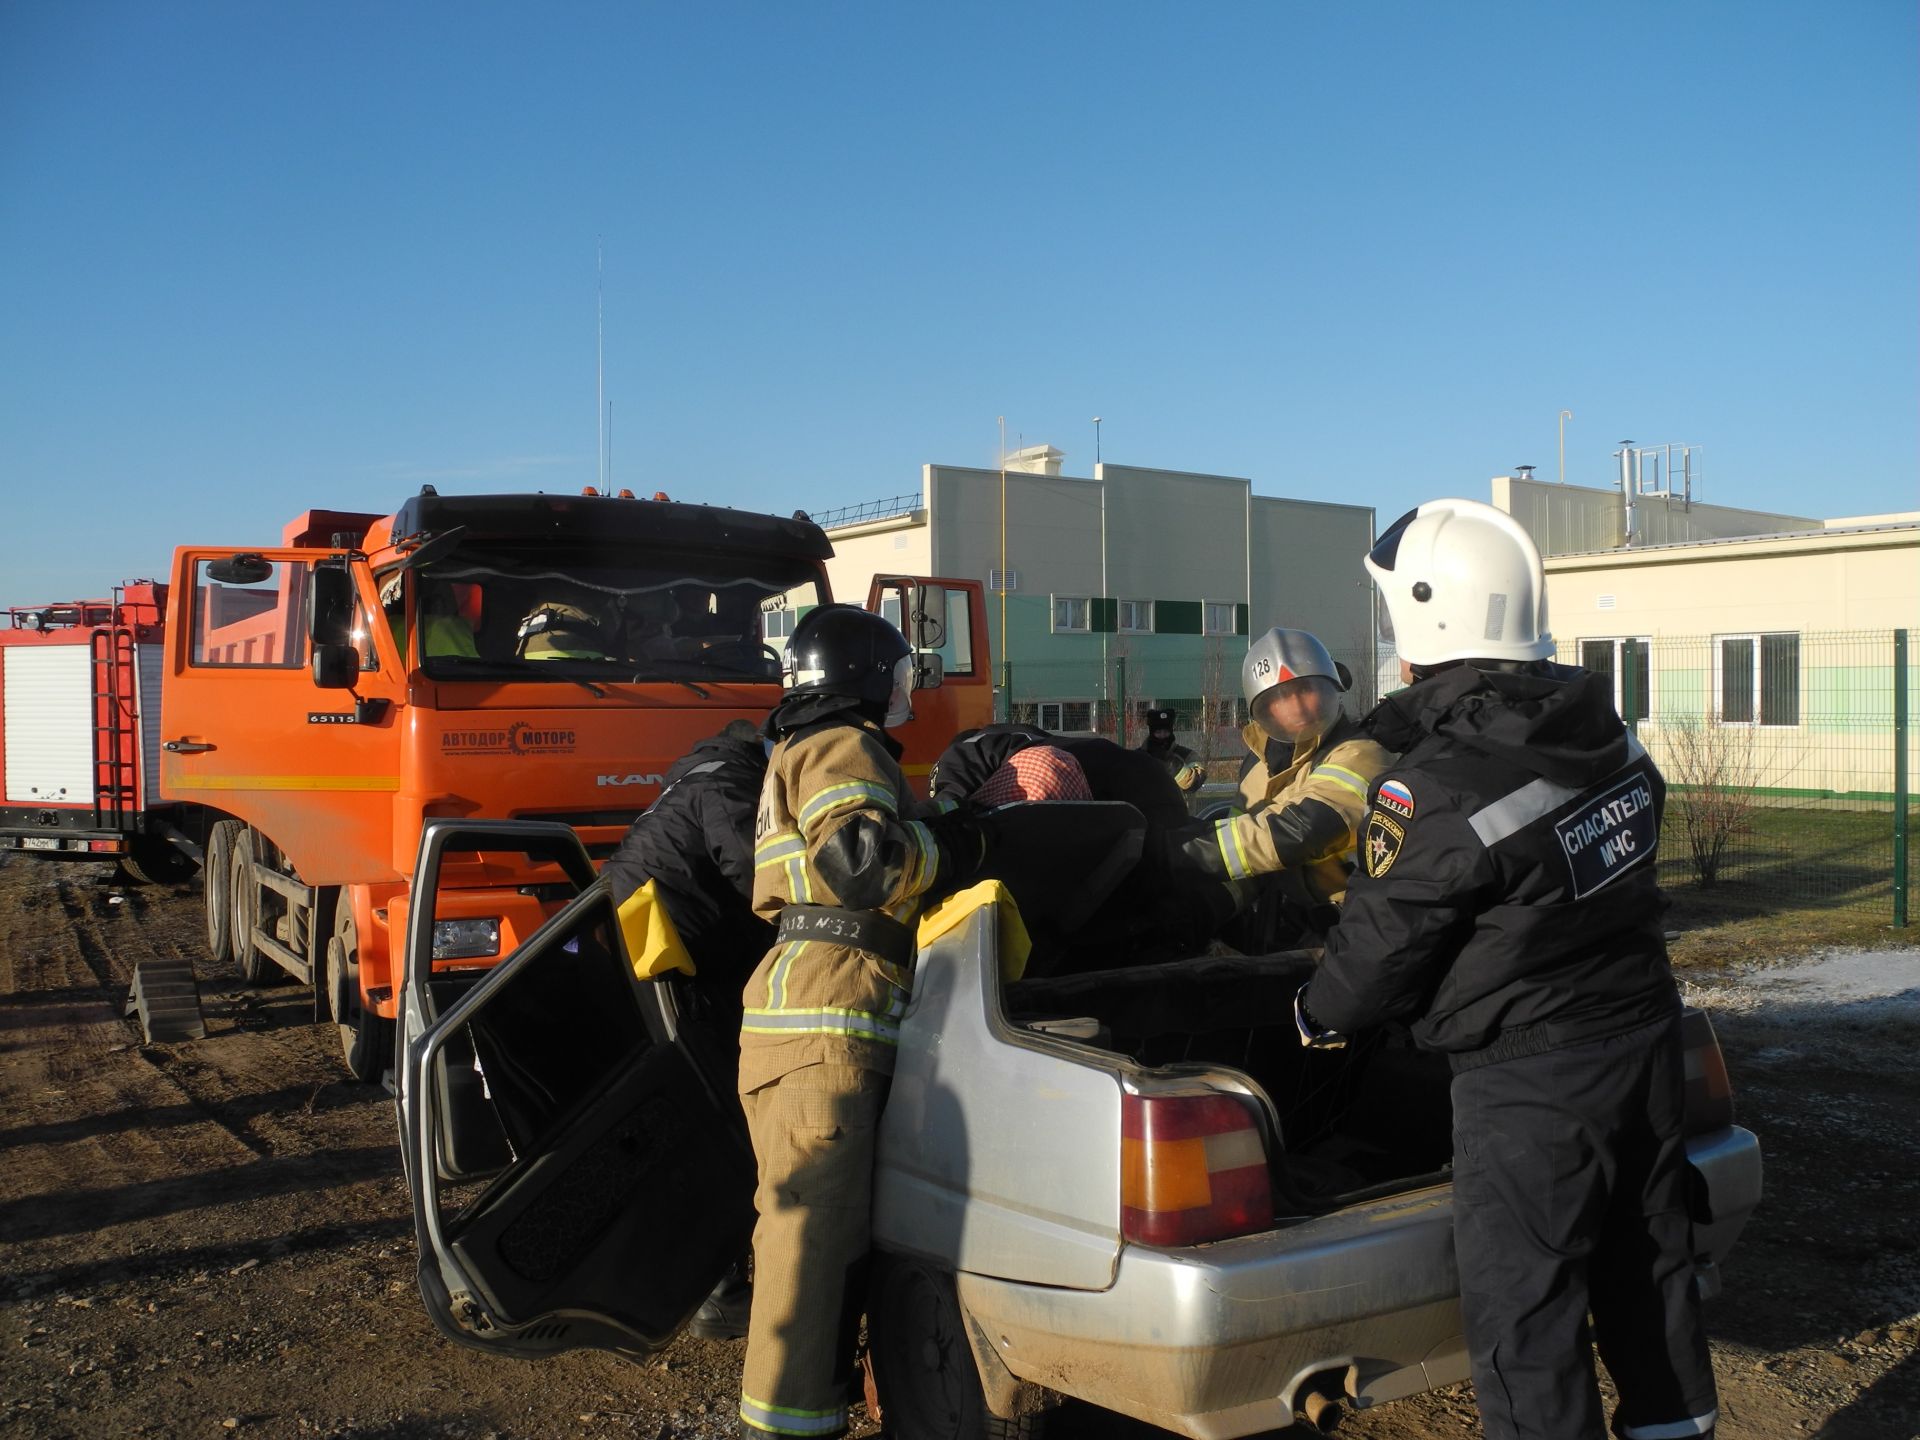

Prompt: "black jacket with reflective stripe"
[602,734,773,983]
[1309,663,1680,1064]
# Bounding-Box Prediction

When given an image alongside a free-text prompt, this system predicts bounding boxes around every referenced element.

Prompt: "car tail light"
[1680,1008,1734,1134]
[1121,1089,1272,1246]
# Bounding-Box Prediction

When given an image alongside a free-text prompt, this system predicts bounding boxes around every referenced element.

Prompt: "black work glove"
[1163,818,1230,880]
[921,806,995,893]
[1294,983,1350,1049]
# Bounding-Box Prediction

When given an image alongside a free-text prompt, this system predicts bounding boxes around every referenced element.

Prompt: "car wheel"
[867,1254,1046,1440]
[327,900,392,1084]
[230,830,276,984]
[202,820,240,964]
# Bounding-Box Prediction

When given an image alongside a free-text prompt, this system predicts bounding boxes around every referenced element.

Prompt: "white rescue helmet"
[1366,498,1553,667]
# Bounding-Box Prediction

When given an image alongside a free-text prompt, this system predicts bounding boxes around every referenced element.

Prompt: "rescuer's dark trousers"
[1450,1014,1720,1440]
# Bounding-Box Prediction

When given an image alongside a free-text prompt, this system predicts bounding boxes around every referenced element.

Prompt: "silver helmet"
[1241,628,1349,740]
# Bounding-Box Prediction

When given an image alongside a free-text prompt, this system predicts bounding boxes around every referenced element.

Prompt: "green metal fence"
[996,629,1913,926]
[1560,628,1914,926]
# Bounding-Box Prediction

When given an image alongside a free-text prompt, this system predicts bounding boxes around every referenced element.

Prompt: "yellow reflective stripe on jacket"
[1212,817,1251,881]
[766,941,804,1012]
[797,780,897,836]
[741,1004,904,1045]
[904,819,939,897]
[754,831,807,870]
[1309,762,1371,800]
[740,1393,848,1436]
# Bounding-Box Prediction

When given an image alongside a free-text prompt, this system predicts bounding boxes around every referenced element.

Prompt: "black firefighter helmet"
[783,604,913,714]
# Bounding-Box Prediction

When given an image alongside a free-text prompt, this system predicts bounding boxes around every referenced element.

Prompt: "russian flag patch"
[1376,778,1415,819]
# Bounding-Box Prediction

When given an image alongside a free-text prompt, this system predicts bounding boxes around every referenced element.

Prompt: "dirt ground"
[2,854,1915,1440]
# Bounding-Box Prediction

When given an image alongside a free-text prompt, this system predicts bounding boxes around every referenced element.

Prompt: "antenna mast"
[596,237,606,488]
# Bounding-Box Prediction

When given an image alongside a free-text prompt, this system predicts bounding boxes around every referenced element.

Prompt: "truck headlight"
[432,917,501,960]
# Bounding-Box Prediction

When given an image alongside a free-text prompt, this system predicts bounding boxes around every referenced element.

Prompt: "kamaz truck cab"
[161,487,988,1080]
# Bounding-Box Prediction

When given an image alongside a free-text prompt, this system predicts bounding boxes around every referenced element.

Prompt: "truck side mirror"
[911,651,944,691]
[206,553,274,586]
[309,564,354,647]
[312,644,359,689]
[910,586,947,649]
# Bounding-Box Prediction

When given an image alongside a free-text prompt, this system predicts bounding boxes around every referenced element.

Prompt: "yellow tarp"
[915,879,1032,983]
[618,879,697,980]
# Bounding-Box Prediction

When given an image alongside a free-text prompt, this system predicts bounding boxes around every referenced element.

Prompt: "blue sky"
[3,1,1915,603]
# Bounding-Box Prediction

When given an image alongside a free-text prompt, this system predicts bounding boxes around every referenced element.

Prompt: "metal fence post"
[1622,637,1642,734]
[1114,655,1128,746]
[1895,629,1909,928]
[1000,659,1012,724]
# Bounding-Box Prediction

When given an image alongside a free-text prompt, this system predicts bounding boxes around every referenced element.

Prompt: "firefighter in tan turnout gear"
[1171,628,1394,940]
[738,605,988,1439]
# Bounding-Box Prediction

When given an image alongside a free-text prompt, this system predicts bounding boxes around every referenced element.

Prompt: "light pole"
[1093,416,1103,470]
[1558,410,1573,485]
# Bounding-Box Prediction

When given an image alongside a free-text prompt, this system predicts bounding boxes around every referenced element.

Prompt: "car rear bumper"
[954,1125,1762,1440]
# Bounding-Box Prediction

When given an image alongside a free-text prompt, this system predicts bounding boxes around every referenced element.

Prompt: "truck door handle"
[163,739,217,754]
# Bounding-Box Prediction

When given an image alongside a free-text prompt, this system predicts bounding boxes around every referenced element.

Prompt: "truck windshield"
[404,541,825,684]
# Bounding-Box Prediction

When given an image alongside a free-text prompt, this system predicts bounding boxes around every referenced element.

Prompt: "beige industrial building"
[1490,472,1918,801]
[815,449,1375,747]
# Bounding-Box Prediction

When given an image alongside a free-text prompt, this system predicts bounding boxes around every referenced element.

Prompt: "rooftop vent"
[1003,444,1065,476]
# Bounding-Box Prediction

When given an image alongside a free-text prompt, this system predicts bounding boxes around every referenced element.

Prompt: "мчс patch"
[1365,811,1405,878]
[1554,771,1656,898]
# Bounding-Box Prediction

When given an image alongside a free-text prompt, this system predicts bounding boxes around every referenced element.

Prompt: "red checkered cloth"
[970,745,1093,807]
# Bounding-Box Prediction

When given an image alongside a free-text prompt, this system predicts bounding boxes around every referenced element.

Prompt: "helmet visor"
[884,655,914,727]
[1374,582,1395,643]
[1368,507,1420,574]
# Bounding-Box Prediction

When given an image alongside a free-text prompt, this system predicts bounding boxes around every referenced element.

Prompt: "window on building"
[1031,699,1094,733]
[762,607,796,641]
[1578,637,1651,724]
[1117,599,1154,634]
[1203,600,1236,637]
[1051,596,1090,633]
[1716,633,1800,726]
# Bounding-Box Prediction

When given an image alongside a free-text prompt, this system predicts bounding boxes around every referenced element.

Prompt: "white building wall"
[821,514,931,609]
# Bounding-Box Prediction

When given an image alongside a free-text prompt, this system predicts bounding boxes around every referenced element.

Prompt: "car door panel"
[401,819,754,1359]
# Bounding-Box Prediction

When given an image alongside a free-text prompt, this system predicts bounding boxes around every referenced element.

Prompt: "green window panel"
[1155,600,1202,635]
[1235,603,1250,636]
[1090,597,1118,633]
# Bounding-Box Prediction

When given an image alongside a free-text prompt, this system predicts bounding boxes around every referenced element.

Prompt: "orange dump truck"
[154,488,989,1080]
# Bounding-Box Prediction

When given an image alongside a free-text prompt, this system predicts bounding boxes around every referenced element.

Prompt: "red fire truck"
[0,583,196,883]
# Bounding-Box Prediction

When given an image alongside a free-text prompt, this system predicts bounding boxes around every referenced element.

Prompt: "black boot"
[689,1262,751,1341]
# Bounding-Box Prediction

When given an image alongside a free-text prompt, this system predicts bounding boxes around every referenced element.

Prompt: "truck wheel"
[120,837,194,887]
[327,902,393,1084]
[868,1255,1046,1440]
[203,821,240,964]
[230,830,276,985]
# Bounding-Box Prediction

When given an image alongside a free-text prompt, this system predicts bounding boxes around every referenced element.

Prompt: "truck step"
[123,958,207,1044]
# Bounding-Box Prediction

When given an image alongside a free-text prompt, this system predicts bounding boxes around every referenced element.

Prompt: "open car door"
[397,819,755,1359]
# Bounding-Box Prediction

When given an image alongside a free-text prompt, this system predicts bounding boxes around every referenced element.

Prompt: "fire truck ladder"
[89,600,140,831]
